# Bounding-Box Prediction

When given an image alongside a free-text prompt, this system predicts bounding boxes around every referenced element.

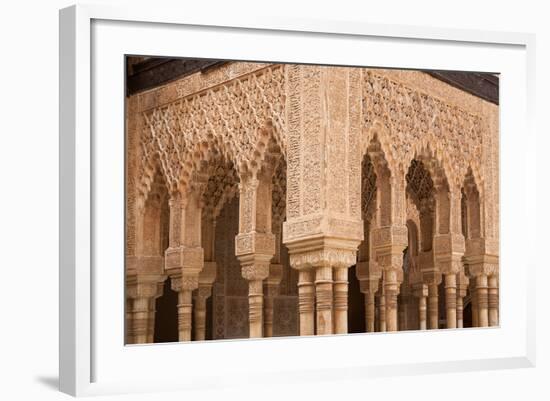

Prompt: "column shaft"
[418,296,427,330]
[471,284,479,327]
[384,273,399,332]
[428,284,439,329]
[298,270,315,335]
[248,279,264,338]
[315,266,333,335]
[378,292,386,332]
[264,285,278,337]
[365,292,376,332]
[477,274,489,327]
[333,267,348,334]
[130,297,151,344]
[456,295,464,328]
[445,274,457,329]
[177,289,193,341]
[193,295,207,341]
[488,275,499,326]
[146,298,156,343]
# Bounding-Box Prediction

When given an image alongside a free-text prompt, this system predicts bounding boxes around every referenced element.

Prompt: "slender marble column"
[263,288,276,337]
[333,267,349,334]
[418,296,427,330]
[365,292,376,332]
[298,269,315,335]
[456,273,468,329]
[456,296,464,328]
[476,274,489,327]
[445,274,457,329]
[378,290,386,332]
[248,279,264,338]
[263,267,282,337]
[146,298,157,343]
[428,283,439,329]
[384,270,400,332]
[471,282,479,327]
[177,288,193,341]
[193,286,212,341]
[315,266,333,335]
[488,274,499,326]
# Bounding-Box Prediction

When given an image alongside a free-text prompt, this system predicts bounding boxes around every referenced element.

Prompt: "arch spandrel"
[139,65,286,201]
[362,70,486,191]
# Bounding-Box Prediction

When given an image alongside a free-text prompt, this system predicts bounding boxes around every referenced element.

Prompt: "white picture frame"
[59,3,536,397]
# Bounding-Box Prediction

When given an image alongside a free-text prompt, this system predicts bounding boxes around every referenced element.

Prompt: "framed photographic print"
[59,4,536,397]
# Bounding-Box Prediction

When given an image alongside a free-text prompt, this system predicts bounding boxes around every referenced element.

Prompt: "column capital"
[464,237,499,278]
[240,260,270,281]
[456,271,470,297]
[126,255,164,276]
[195,284,213,299]
[165,246,204,277]
[126,274,165,299]
[199,261,217,286]
[235,232,276,257]
[412,283,429,298]
[372,224,408,272]
[356,260,382,281]
[171,274,199,292]
[266,263,284,286]
[433,233,465,275]
[467,260,498,278]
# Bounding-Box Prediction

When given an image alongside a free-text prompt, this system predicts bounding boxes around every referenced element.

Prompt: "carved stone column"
[297,269,315,335]
[444,273,457,328]
[412,283,428,330]
[488,274,499,326]
[333,267,349,334]
[315,265,334,335]
[377,286,386,332]
[357,261,381,333]
[383,268,403,331]
[282,65,363,336]
[172,276,197,341]
[193,261,217,341]
[428,282,439,329]
[456,272,469,328]
[418,251,441,330]
[235,175,276,338]
[433,187,465,329]
[470,282,479,327]
[371,167,408,332]
[476,273,489,327]
[165,192,205,342]
[264,263,283,337]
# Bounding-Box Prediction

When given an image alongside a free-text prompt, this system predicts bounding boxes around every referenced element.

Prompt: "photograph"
[124,57,500,344]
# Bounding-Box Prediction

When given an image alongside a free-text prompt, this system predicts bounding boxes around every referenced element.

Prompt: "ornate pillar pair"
[433,185,466,329]
[416,251,441,330]
[356,261,382,333]
[283,65,363,336]
[165,189,205,341]
[371,170,408,333]
[191,215,217,341]
[235,171,277,338]
[263,227,284,337]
